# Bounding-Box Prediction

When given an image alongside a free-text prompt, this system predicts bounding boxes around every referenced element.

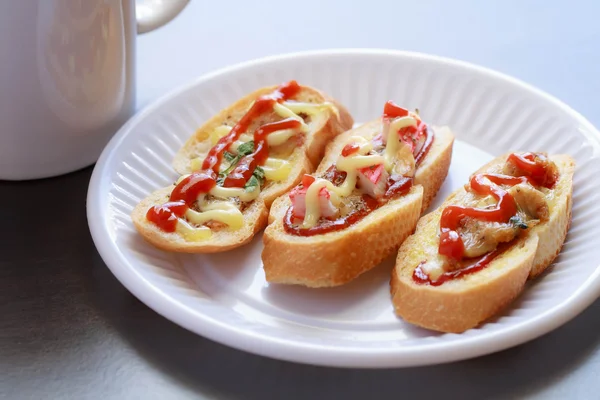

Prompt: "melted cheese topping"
[384,116,418,172]
[190,158,203,172]
[281,101,340,120]
[174,98,335,238]
[301,135,384,228]
[263,157,292,182]
[210,185,260,203]
[303,179,336,228]
[272,103,309,133]
[210,125,232,145]
[265,128,298,147]
[168,175,256,237]
[299,112,423,229]
[185,202,244,230]
[175,219,212,241]
[419,254,445,281]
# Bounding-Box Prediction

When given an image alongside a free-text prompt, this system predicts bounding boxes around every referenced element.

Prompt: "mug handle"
[135,0,190,34]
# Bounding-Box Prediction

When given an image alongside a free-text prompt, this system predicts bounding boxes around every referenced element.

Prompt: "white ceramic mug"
[0,0,189,180]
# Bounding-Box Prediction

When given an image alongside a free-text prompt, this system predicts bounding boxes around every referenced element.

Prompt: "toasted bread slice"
[131,185,270,253]
[131,83,354,253]
[172,85,354,179]
[261,119,455,287]
[390,153,575,333]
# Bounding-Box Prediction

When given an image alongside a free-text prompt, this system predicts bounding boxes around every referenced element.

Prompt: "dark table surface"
[4,1,600,399]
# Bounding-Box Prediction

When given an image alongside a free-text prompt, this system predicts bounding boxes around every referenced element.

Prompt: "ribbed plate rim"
[87,48,600,368]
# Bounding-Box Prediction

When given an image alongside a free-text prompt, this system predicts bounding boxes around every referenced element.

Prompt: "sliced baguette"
[131,83,354,253]
[261,121,455,287]
[131,185,269,253]
[390,153,575,333]
[172,85,354,180]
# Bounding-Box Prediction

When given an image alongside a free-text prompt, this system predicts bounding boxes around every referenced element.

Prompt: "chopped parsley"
[216,141,264,191]
[223,151,237,163]
[220,156,240,176]
[245,175,261,192]
[217,153,241,185]
[245,166,265,192]
[237,141,254,156]
[253,165,265,181]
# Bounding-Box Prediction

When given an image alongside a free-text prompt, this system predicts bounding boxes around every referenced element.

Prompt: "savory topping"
[357,163,389,199]
[459,218,518,258]
[145,80,338,240]
[185,201,244,230]
[288,175,339,220]
[413,152,559,285]
[283,101,434,236]
[222,118,301,188]
[280,101,341,120]
[383,116,418,172]
[413,249,500,287]
[382,101,432,166]
[507,183,550,223]
[504,152,558,188]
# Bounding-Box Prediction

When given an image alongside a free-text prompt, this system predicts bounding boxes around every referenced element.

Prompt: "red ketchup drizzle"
[145,201,188,233]
[283,101,433,237]
[283,175,413,236]
[385,175,413,198]
[507,152,557,188]
[202,81,300,173]
[412,249,500,287]
[146,80,301,232]
[224,118,301,187]
[170,170,217,205]
[437,173,531,260]
[412,153,555,286]
[341,143,360,157]
[283,194,380,236]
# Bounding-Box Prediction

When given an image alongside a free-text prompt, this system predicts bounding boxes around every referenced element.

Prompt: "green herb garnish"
[220,157,240,176]
[237,141,255,156]
[218,142,263,191]
[253,166,265,182]
[245,175,261,192]
[223,151,237,163]
[509,215,528,230]
[217,153,243,185]
[244,167,266,192]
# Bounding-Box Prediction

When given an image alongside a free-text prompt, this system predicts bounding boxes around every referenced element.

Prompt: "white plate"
[87,49,600,368]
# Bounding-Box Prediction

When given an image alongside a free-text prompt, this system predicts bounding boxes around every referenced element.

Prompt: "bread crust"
[390,153,575,333]
[261,121,455,287]
[264,186,424,287]
[131,84,353,253]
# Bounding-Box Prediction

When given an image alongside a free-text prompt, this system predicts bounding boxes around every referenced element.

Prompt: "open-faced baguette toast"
[131,81,353,253]
[262,101,455,287]
[390,152,575,333]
